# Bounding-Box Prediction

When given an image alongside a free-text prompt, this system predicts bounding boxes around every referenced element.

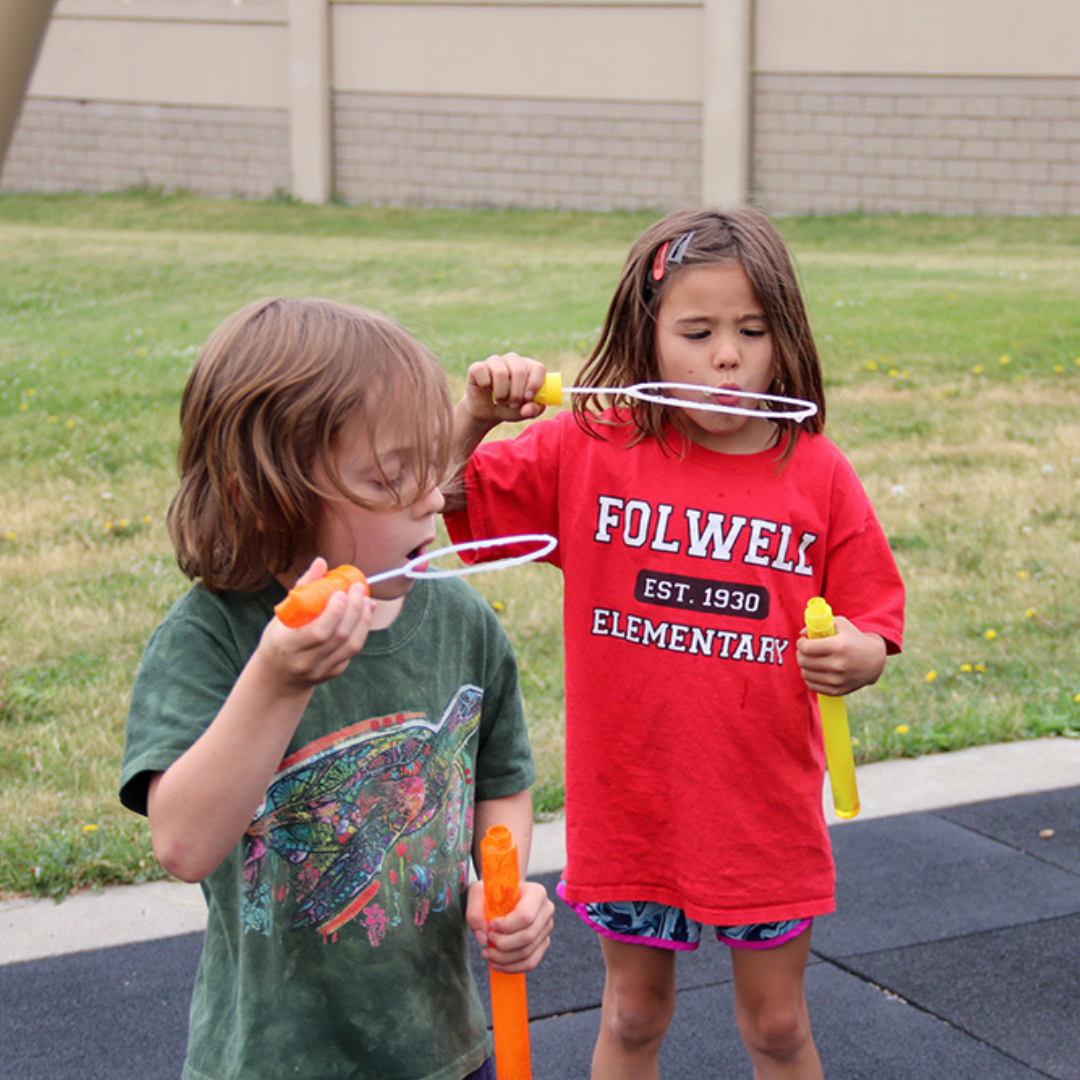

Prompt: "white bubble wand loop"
[366,533,557,584]
[532,372,818,423]
[275,534,557,627]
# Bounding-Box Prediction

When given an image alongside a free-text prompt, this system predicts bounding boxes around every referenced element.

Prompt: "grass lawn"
[1,192,1079,898]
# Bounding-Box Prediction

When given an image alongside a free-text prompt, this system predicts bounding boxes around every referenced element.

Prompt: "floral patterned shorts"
[558,882,812,952]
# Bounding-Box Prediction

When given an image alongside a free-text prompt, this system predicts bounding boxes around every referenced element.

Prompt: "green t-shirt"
[121,577,535,1080]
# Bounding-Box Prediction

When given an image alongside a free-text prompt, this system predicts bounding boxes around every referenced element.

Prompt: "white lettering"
[623,500,652,548]
[745,519,776,567]
[686,511,747,561]
[651,503,682,553]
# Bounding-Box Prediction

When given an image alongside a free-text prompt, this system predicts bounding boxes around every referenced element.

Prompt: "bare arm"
[795,616,888,697]
[444,353,549,514]
[147,562,374,882]
[466,788,555,973]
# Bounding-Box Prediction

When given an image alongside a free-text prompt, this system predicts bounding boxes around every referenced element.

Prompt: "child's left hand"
[466,879,555,974]
[796,617,887,697]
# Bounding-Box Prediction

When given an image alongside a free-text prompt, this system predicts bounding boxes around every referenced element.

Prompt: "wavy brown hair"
[574,207,825,462]
[167,297,453,592]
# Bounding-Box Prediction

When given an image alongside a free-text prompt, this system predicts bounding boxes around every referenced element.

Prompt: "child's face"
[311,424,445,602]
[654,262,777,455]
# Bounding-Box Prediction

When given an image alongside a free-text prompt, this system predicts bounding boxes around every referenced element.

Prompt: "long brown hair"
[575,207,825,461]
[167,297,453,592]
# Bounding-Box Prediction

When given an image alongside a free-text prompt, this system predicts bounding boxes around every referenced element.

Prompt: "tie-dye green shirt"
[121,577,534,1080]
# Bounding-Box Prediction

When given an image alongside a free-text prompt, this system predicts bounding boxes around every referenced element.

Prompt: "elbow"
[152,835,215,884]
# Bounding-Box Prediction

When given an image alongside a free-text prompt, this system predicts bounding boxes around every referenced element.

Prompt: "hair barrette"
[650,230,696,284]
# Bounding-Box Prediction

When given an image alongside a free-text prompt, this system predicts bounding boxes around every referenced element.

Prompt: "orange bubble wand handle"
[805,597,860,819]
[274,565,369,628]
[481,825,532,1079]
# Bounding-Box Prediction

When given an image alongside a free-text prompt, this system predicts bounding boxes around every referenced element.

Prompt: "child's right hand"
[463,352,549,426]
[261,559,375,689]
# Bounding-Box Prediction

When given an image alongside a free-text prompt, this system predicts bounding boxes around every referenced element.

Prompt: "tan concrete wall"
[753,74,1080,217]
[751,0,1080,215]
[3,0,1079,214]
[1,0,292,198]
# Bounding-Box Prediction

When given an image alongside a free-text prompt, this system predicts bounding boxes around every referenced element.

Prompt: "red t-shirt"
[446,412,905,924]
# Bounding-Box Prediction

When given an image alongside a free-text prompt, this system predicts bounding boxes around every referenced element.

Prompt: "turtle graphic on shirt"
[242,684,482,938]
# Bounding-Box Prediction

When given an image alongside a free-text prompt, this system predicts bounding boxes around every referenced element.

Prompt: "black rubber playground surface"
[4,786,1080,1079]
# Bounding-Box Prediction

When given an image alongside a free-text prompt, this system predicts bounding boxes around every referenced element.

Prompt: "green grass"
[2,192,1080,898]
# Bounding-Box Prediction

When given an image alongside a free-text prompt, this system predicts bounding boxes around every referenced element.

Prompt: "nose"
[712,332,740,369]
[415,481,445,516]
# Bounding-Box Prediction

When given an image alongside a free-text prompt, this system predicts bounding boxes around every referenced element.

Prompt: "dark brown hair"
[167,297,453,592]
[574,207,825,460]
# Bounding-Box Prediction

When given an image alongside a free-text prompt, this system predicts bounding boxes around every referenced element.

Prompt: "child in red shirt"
[446,208,904,1077]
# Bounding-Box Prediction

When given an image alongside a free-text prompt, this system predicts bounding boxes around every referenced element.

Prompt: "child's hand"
[796,617,886,697]
[260,559,375,689]
[464,353,549,426]
[466,878,555,974]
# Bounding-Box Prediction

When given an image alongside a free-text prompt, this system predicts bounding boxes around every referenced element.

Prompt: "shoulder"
[415,578,509,639]
[142,582,278,663]
[789,432,864,485]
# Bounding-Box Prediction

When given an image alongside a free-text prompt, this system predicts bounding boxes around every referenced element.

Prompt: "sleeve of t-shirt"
[471,597,536,804]
[818,451,905,654]
[445,415,565,565]
[119,603,247,816]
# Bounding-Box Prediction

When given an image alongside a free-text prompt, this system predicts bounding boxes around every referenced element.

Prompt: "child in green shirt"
[121,297,553,1080]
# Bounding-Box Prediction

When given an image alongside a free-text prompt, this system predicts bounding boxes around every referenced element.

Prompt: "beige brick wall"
[753,73,1080,215]
[334,93,701,211]
[1,100,289,198]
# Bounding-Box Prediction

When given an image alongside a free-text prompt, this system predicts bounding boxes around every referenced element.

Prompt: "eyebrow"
[672,311,768,325]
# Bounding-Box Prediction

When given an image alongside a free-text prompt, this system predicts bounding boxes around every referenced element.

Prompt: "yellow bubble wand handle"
[805,597,860,819]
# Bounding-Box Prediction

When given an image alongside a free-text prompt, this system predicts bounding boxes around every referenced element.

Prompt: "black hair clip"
[650,230,696,284]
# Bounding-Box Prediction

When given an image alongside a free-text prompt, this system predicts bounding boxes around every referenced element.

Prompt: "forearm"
[444,400,500,514]
[147,656,313,882]
[473,788,535,876]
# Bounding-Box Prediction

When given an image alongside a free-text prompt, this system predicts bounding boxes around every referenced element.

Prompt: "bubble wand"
[481,824,533,1080]
[804,597,860,819]
[275,534,557,628]
[531,372,818,422]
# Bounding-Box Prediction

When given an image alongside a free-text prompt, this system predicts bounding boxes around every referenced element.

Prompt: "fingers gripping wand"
[481,825,533,1079]
[804,597,861,819]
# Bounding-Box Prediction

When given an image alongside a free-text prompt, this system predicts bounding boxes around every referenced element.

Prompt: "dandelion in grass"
[1024,608,1036,619]
[82,824,98,834]
[1000,355,1011,366]
[895,724,910,735]
[984,628,998,641]
[1017,570,1030,580]
[1074,694,1080,705]
[491,600,505,612]
[972,364,984,375]
[975,663,987,674]
[960,663,973,673]
[925,670,938,683]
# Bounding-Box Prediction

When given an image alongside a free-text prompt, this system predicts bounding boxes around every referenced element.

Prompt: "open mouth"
[404,540,432,572]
